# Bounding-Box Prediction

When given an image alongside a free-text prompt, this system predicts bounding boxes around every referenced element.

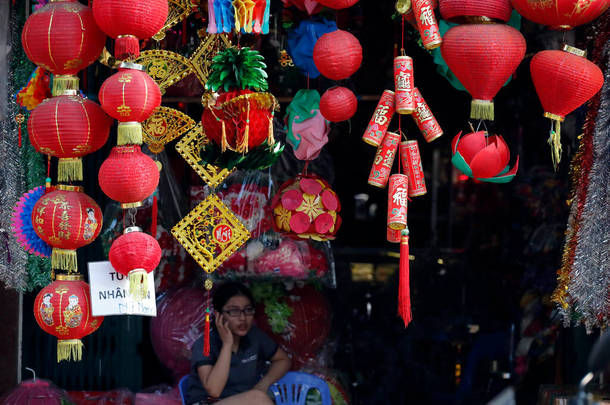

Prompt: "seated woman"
[185,282,291,405]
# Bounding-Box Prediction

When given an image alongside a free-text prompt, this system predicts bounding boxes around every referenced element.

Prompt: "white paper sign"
[88,261,157,317]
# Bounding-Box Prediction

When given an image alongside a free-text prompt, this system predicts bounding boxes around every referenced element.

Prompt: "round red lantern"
[28,91,112,182]
[33,274,103,362]
[32,185,102,272]
[99,63,162,145]
[93,0,168,59]
[98,145,160,208]
[109,227,162,301]
[530,49,604,167]
[440,0,512,23]
[320,86,358,122]
[271,174,341,241]
[316,0,359,9]
[441,24,525,121]
[511,0,609,30]
[0,378,72,403]
[313,30,362,81]
[21,0,106,94]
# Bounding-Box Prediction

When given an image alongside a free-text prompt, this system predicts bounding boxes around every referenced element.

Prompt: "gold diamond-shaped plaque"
[189,34,233,86]
[171,194,250,273]
[136,50,194,94]
[153,0,195,41]
[143,106,196,153]
[175,122,233,188]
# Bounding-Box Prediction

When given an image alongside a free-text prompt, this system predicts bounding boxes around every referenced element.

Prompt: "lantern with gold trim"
[511,0,609,30]
[33,274,103,362]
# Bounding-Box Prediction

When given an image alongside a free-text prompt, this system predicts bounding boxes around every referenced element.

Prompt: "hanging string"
[398,117,402,175]
[401,15,405,52]
[307,73,310,90]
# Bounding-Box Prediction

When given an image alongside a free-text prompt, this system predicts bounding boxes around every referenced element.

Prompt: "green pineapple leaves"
[206,47,269,93]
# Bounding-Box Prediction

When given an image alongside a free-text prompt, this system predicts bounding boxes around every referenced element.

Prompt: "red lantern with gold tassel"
[32,185,102,272]
[441,24,525,120]
[98,145,160,208]
[511,0,609,30]
[28,91,112,182]
[21,0,106,95]
[33,274,103,362]
[440,0,513,23]
[109,227,162,301]
[530,48,604,168]
[93,0,168,60]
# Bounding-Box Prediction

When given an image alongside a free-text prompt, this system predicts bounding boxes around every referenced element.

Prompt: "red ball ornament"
[313,30,362,81]
[33,274,103,362]
[28,92,112,183]
[271,174,342,241]
[320,86,357,122]
[440,0,512,23]
[32,185,102,272]
[316,0,359,9]
[98,145,160,208]
[109,227,162,301]
[511,0,609,30]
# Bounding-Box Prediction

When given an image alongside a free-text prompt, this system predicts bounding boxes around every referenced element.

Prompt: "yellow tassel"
[128,269,148,301]
[241,99,251,154]
[547,119,562,171]
[52,75,80,97]
[221,120,228,152]
[470,99,494,121]
[57,339,83,362]
[51,248,77,272]
[117,122,143,145]
[267,114,275,145]
[57,158,83,182]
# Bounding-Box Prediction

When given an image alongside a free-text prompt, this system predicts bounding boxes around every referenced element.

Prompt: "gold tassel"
[52,75,80,97]
[267,112,275,146]
[51,248,78,272]
[547,119,562,170]
[240,98,251,154]
[128,269,149,301]
[470,99,494,121]
[57,158,83,182]
[117,122,143,145]
[57,339,83,362]
[221,120,228,152]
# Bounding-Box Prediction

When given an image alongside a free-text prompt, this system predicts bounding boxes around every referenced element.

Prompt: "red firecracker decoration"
[33,274,103,362]
[441,24,525,121]
[21,0,106,94]
[98,145,160,208]
[319,86,358,122]
[530,48,604,168]
[271,174,341,241]
[93,0,169,60]
[316,0,359,9]
[511,0,609,30]
[313,30,363,81]
[32,185,102,272]
[109,227,162,301]
[28,92,112,182]
[440,0,513,23]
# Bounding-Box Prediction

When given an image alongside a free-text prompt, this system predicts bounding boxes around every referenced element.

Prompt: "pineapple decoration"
[201,47,283,170]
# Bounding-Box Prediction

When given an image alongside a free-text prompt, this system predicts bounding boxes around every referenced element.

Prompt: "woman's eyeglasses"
[223,307,255,317]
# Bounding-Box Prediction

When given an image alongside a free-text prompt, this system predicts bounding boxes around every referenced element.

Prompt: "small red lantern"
[109,227,162,301]
[511,0,609,30]
[28,91,112,182]
[316,0,359,9]
[98,145,160,208]
[441,24,525,120]
[440,0,513,23]
[271,174,341,241]
[93,0,168,60]
[21,0,106,94]
[33,274,103,362]
[313,30,362,81]
[320,86,358,122]
[32,185,102,272]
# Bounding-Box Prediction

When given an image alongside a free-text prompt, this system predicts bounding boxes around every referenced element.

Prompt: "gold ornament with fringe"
[470,99,495,121]
[143,106,196,153]
[117,122,144,145]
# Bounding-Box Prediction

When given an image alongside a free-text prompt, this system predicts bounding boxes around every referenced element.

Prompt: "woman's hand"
[215,313,233,347]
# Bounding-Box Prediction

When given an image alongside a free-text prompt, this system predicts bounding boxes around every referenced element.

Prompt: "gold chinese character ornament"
[142,106,196,153]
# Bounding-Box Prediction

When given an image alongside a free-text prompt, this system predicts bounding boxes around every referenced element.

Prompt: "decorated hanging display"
[319,86,358,122]
[11,186,52,258]
[142,106,196,154]
[400,140,428,196]
[363,90,396,147]
[451,131,519,183]
[387,174,409,230]
[32,185,102,273]
[33,274,103,362]
[271,175,341,241]
[394,55,415,114]
[368,131,401,188]
[412,0,443,50]
[412,88,443,143]
[530,48,604,168]
[440,0,513,23]
[207,0,271,34]
[511,0,609,30]
[285,89,331,161]
[313,30,363,81]
[441,24,526,120]
[109,227,162,301]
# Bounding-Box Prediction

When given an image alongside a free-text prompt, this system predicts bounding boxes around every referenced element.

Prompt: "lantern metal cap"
[62,89,78,96]
[56,274,84,281]
[119,62,144,71]
[562,44,587,58]
[56,184,84,192]
[124,226,143,234]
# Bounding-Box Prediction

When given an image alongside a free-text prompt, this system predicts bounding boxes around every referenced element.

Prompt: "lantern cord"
[47,155,50,179]
[307,73,309,90]
[303,160,309,175]
[127,207,137,227]
[401,15,405,54]
[398,117,402,174]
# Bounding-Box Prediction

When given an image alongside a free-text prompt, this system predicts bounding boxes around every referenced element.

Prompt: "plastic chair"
[269,371,332,405]
[178,374,189,405]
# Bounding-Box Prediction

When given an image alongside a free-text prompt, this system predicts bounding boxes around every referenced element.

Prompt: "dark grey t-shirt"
[185,326,278,404]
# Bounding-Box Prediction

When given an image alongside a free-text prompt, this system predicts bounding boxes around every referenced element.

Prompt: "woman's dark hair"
[213,282,254,312]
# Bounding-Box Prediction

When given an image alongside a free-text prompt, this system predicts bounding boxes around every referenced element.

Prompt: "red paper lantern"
[440,0,513,23]
[511,0,609,30]
[441,24,525,120]
[98,145,160,208]
[93,0,168,59]
[109,227,162,301]
[33,274,103,362]
[320,86,358,122]
[32,185,102,272]
[313,30,362,81]
[28,92,112,182]
[316,0,359,9]
[271,174,341,241]
[0,379,72,403]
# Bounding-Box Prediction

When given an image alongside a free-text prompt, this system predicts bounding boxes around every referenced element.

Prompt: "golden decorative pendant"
[142,106,196,153]
[189,34,233,86]
[136,50,193,94]
[152,0,196,41]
